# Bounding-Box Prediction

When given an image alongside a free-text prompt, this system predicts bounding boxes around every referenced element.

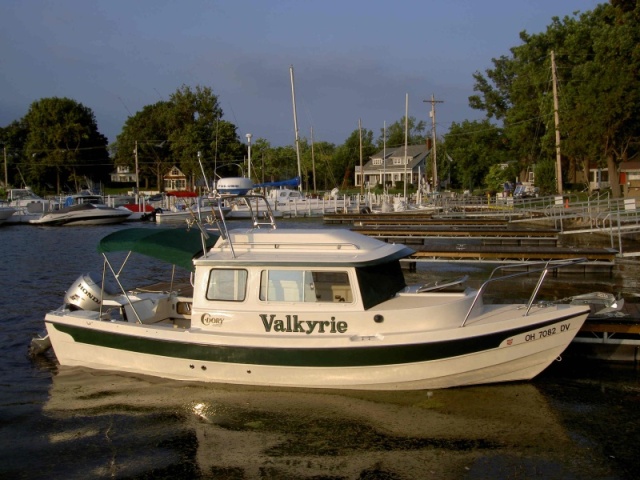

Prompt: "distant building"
[588,165,609,192]
[356,145,432,189]
[164,165,188,192]
[619,161,640,199]
[110,165,138,183]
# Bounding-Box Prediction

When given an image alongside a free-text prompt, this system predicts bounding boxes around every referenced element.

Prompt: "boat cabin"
[192,228,412,315]
[266,188,305,206]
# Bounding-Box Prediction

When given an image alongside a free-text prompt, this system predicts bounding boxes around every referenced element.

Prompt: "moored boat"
[5,187,60,224]
[38,186,594,390]
[29,191,131,225]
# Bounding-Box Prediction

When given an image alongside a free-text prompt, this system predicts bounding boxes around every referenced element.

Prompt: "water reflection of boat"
[37,180,596,390]
[41,367,604,479]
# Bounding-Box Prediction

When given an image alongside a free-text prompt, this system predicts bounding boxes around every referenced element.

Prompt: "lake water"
[1,220,639,479]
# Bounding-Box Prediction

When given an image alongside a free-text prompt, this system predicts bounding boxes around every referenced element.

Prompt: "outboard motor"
[64,272,116,311]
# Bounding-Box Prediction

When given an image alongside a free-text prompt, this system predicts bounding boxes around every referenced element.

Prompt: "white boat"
[0,206,16,224]
[155,201,230,224]
[225,197,284,219]
[29,191,131,226]
[38,190,593,390]
[5,187,60,224]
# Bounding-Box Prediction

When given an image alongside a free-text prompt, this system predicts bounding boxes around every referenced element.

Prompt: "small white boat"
[5,187,60,224]
[29,192,131,225]
[154,190,231,224]
[39,188,593,390]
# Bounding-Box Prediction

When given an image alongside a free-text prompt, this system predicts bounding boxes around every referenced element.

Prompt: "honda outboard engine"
[64,272,116,311]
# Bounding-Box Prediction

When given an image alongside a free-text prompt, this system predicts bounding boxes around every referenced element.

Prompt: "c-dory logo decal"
[260,314,347,334]
[201,314,224,326]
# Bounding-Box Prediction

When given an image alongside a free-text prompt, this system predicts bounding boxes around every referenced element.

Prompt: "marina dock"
[331,212,617,268]
[573,303,640,363]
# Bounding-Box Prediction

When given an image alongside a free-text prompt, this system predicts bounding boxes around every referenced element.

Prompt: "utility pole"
[134,141,139,203]
[383,121,386,194]
[359,119,363,195]
[3,145,7,187]
[423,95,444,192]
[551,50,563,194]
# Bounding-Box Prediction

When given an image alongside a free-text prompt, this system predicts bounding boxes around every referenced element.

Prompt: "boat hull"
[45,306,589,390]
[29,210,131,225]
[155,206,229,223]
[0,207,16,224]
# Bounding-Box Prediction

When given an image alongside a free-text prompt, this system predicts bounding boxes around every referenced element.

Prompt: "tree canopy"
[468,1,640,196]
[113,85,245,191]
[9,98,109,193]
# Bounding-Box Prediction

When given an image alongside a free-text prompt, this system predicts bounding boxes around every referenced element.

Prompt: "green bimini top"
[98,227,219,271]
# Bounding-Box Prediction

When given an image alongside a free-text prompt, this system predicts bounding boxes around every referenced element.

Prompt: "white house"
[356,145,432,189]
[110,165,138,183]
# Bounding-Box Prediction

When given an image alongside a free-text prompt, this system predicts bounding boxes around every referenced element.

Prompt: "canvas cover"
[98,228,219,271]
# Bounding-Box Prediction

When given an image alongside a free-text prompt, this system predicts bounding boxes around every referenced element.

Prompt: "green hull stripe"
[49,314,582,367]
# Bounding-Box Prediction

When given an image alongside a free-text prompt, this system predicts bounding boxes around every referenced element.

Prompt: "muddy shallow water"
[8,361,633,480]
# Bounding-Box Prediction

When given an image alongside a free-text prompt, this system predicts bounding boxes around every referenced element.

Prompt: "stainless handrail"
[461,257,587,327]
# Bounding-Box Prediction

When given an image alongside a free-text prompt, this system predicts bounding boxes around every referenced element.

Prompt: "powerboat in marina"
[29,203,132,225]
[29,191,131,225]
[36,178,594,390]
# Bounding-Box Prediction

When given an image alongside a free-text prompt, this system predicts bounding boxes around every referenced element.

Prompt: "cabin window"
[355,261,406,310]
[206,269,248,301]
[259,270,353,303]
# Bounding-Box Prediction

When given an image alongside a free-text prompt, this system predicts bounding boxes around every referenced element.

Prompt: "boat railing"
[216,241,361,252]
[461,257,587,327]
[206,192,278,259]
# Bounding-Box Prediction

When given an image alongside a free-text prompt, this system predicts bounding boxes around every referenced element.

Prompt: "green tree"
[114,85,244,191]
[167,85,243,185]
[469,3,640,197]
[563,3,640,197]
[378,116,427,149]
[113,101,172,190]
[333,128,375,190]
[444,120,510,192]
[23,97,108,193]
[0,120,29,189]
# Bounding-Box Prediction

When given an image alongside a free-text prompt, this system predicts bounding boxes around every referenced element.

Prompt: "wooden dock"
[352,225,559,246]
[571,303,640,362]
[324,212,507,225]
[406,244,616,262]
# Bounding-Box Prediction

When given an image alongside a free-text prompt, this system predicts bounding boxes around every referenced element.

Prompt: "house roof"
[619,161,640,172]
[362,145,431,172]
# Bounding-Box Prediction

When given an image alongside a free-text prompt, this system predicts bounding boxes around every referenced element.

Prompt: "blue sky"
[1,0,601,147]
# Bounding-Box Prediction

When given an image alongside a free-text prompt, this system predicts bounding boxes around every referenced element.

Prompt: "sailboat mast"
[290,65,302,191]
[311,126,316,193]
